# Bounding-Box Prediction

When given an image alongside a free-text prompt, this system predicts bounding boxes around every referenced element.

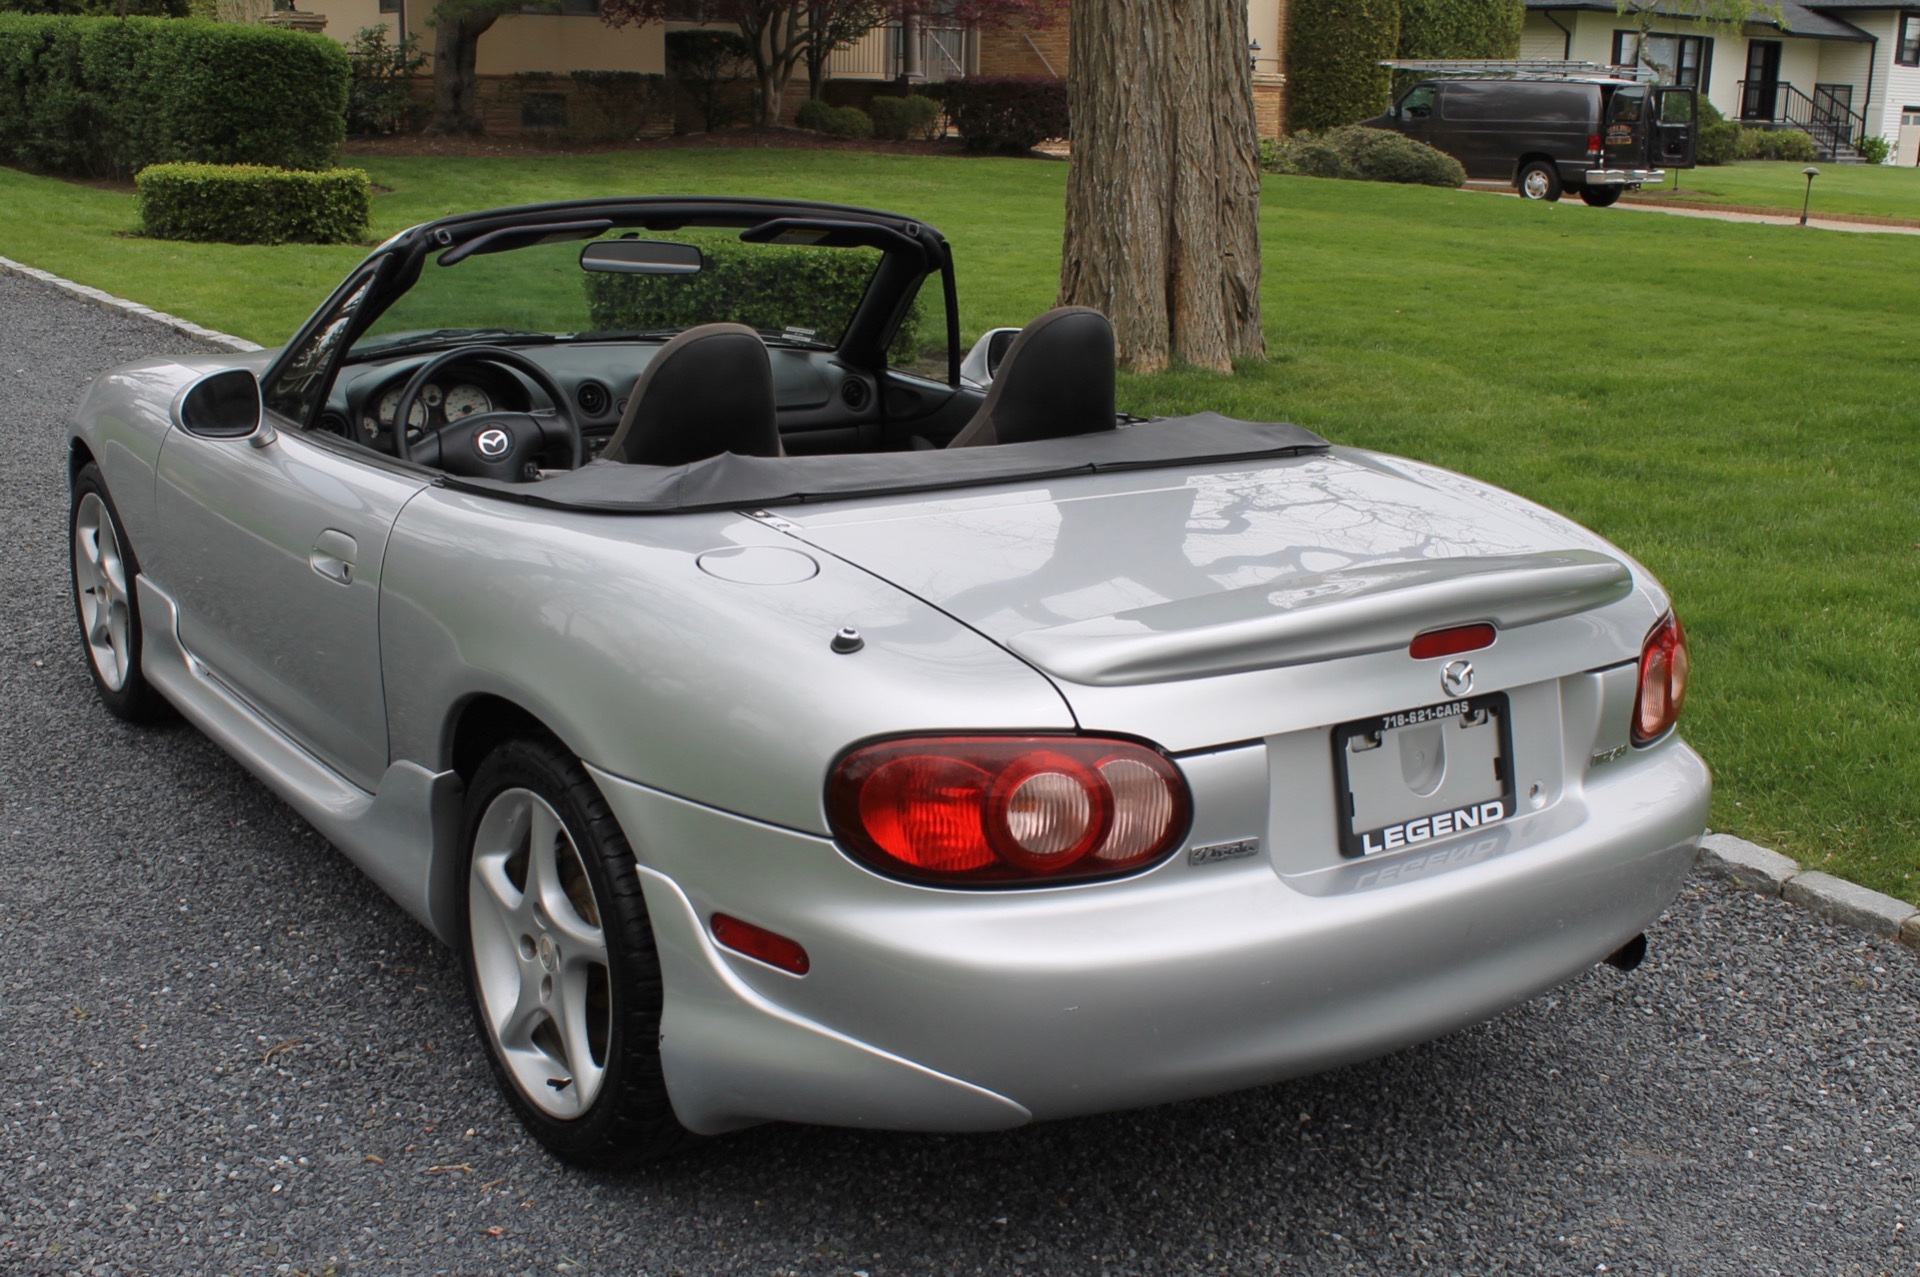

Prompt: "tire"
[70,462,171,723]
[1518,161,1562,202]
[1579,186,1624,208]
[458,736,695,1167]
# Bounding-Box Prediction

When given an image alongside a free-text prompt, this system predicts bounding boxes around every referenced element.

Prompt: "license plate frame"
[1331,693,1515,860]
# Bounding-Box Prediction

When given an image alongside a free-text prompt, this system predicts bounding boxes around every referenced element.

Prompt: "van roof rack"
[1379,58,1661,84]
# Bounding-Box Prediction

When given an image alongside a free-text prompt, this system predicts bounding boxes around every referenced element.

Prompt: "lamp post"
[1800,166,1820,226]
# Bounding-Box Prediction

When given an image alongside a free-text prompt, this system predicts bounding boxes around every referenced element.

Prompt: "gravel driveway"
[2,268,1915,1276]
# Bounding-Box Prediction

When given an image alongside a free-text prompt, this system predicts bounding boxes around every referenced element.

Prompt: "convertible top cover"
[448,413,1330,514]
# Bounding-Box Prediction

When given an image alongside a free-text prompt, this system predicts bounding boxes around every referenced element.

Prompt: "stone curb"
[0,255,262,354]
[1698,833,1920,947]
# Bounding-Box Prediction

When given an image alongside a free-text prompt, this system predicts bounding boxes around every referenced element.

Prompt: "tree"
[1058,0,1263,374]
[600,0,1055,129]
[803,0,887,101]
[425,0,557,135]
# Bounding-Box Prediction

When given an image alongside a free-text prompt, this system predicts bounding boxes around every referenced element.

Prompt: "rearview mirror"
[580,240,704,275]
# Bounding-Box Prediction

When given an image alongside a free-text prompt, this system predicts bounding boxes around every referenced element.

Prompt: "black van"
[1365,67,1698,206]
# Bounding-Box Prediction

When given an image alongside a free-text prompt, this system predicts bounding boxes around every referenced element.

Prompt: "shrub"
[1855,133,1891,165]
[933,76,1067,154]
[1287,0,1400,133]
[0,0,188,14]
[795,99,872,138]
[1260,125,1465,187]
[136,163,370,245]
[868,93,941,141]
[0,14,347,179]
[1695,99,1741,166]
[1737,127,1817,162]
[582,235,924,361]
[570,69,670,140]
[345,24,424,137]
[665,29,750,132]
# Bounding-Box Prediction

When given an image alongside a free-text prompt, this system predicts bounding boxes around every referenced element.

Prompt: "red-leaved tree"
[600,0,1060,129]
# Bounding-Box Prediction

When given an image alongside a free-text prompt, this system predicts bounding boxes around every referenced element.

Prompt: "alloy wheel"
[468,787,612,1119]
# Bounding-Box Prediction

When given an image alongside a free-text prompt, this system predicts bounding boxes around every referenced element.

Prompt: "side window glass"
[1401,86,1436,120]
[262,271,376,425]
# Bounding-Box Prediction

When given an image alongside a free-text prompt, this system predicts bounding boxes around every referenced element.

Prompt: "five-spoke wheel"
[70,462,168,722]
[459,737,692,1166]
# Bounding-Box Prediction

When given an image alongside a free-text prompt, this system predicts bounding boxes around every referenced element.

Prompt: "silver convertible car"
[68,196,1708,1166]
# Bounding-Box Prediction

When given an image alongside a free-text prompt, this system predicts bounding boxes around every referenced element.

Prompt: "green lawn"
[1645,159,1920,221]
[4,152,1917,905]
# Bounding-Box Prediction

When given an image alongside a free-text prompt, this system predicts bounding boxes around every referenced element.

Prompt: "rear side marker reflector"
[1410,623,1496,660]
[711,913,810,975]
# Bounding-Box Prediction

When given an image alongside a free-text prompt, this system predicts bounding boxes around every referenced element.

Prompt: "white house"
[1523,0,1920,160]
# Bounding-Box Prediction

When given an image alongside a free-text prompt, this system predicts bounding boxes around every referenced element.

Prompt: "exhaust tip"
[1604,933,1648,972]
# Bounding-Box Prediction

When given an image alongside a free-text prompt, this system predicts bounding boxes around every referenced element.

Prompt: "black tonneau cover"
[445,413,1330,514]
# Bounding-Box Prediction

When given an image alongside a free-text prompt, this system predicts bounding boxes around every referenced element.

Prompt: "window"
[1398,85,1436,119]
[1612,30,1712,92]
[378,0,397,10]
[1900,13,1920,66]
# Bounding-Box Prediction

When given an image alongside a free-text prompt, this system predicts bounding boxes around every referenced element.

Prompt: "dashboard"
[316,341,973,462]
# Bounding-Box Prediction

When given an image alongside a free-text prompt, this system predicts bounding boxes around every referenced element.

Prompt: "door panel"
[153,428,429,791]
[1655,87,1698,167]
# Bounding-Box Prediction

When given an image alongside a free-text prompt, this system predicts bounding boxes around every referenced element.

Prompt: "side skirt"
[137,576,464,943]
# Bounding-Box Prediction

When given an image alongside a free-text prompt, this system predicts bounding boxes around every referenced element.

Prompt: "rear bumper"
[593,739,1708,1135]
[1577,168,1666,187]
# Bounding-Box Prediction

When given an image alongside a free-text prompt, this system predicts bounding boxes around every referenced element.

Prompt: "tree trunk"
[427,14,494,135]
[1058,0,1265,374]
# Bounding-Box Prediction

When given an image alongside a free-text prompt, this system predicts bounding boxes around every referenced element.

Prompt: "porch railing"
[1737,79,1866,160]
[827,23,973,82]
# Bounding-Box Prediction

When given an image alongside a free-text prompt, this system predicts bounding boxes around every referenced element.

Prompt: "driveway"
[2,267,1915,1276]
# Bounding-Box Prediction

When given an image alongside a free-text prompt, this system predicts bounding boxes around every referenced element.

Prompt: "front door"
[152,427,429,793]
[1742,41,1782,121]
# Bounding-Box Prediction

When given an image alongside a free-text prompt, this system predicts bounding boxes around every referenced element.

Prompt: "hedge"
[1287,0,1400,133]
[136,163,370,245]
[0,14,347,179]
[1261,125,1465,187]
[0,0,188,13]
[795,98,873,139]
[1394,0,1520,83]
[582,235,925,361]
[932,76,1067,153]
[868,93,941,141]
[1737,127,1818,162]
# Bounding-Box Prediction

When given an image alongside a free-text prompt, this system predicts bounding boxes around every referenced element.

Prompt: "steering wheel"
[387,345,582,480]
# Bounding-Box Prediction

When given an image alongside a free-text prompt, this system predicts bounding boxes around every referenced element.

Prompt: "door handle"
[310,529,358,585]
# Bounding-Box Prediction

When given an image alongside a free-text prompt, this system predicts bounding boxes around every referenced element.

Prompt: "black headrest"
[947,306,1117,448]
[602,323,781,466]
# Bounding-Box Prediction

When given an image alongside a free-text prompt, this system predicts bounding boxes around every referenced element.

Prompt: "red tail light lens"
[1588,134,1603,154]
[828,736,1192,886]
[1632,613,1690,745]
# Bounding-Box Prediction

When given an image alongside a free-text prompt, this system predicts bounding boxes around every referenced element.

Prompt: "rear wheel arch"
[69,438,97,486]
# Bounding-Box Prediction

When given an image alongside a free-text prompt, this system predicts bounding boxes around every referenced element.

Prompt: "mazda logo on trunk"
[475,428,511,459]
[1441,659,1474,697]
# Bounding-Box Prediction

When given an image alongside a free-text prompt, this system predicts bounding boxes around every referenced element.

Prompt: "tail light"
[1588,133,1603,154]
[1632,613,1690,745]
[827,736,1192,886]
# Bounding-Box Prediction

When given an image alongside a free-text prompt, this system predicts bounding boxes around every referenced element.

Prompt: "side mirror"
[178,368,265,441]
[580,239,704,275]
[959,327,1021,387]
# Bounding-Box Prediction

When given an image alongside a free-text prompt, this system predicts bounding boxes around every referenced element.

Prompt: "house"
[300,0,1291,138]
[1523,0,1920,159]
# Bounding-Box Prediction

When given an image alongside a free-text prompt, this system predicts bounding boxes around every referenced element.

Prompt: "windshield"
[352,229,907,359]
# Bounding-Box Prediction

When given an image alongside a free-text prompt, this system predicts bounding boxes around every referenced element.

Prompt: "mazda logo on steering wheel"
[475,428,511,459]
